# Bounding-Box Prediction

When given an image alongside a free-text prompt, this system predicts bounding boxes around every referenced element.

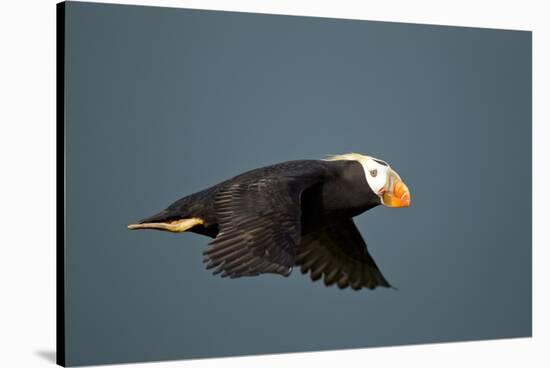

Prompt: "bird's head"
[326,153,411,208]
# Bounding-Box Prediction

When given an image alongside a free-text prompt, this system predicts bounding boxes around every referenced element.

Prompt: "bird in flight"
[128,153,410,290]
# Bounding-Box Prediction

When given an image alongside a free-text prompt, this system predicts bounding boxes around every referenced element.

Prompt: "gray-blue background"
[64,2,532,366]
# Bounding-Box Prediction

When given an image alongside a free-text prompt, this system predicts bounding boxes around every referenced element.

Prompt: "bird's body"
[129,154,411,290]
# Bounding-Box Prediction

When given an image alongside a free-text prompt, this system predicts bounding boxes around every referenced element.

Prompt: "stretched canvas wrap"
[57,1,532,366]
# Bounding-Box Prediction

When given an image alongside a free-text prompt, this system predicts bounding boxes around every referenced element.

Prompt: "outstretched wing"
[203,171,321,278]
[296,218,391,290]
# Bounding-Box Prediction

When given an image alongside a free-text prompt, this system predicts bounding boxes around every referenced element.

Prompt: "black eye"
[369,169,377,177]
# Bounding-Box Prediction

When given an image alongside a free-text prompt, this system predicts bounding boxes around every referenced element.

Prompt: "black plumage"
[129,157,410,290]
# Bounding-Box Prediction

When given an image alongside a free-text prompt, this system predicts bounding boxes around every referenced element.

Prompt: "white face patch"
[358,157,391,195]
[325,153,392,196]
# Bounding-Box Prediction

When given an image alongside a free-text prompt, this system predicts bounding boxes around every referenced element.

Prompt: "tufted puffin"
[128,153,410,290]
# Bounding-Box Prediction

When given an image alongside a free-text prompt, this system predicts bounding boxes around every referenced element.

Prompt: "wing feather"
[203,168,323,278]
[296,218,391,290]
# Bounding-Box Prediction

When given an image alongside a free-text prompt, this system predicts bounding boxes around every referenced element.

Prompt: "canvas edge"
[56,1,67,367]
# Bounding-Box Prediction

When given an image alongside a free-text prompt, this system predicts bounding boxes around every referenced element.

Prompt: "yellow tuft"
[324,153,370,162]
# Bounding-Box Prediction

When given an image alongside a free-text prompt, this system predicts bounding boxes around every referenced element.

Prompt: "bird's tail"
[127,204,204,233]
[128,186,218,234]
[127,217,203,232]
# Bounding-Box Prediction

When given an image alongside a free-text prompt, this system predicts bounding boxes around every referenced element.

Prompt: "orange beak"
[382,180,411,208]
